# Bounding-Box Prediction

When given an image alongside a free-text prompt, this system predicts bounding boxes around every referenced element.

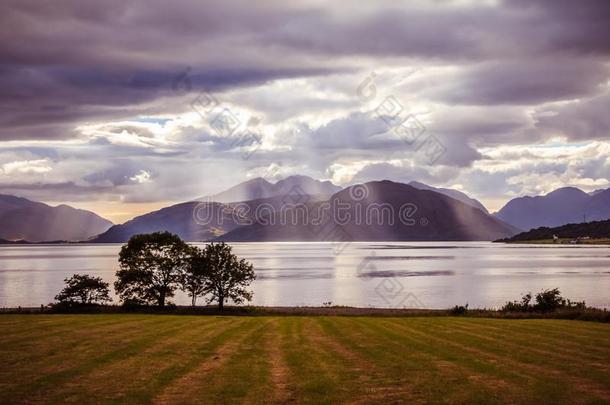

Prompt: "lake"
[1,242,609,309]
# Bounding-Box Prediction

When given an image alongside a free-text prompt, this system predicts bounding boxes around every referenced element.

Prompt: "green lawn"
[1,315,609,404]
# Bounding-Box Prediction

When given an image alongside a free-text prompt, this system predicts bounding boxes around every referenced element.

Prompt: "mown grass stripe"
[0,316,171,387]
[454,318,610,349]
[46,316,233,403]
[0,314,157,347]
[279,317,365,404]
[1,315,609,404]
[332,317,517,404]
[316,317,417,403]
[150,317,264,404]
[403,318,610,392]
[181,318,275,403]
[447,319,610,364]
[1,316,194,403]
[384,318,610,402]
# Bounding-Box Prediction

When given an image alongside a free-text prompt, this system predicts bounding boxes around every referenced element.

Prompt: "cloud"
[1,0,610,215]
[0,159,52,175]
[421,59,609,105]
[534,91,610,141]
[129,170,152,184]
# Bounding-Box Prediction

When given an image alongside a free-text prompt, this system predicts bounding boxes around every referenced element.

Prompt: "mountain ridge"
[203,175,342,203]
[217,180,518,242]
[408,181,488,213]
[0,194,113,242]
[494,186,610,231]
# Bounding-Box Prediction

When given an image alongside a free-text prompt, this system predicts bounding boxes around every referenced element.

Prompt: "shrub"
[450,304,469,315]
[533,288,565,312]
[501,289,586,313]
[501,292,532,312]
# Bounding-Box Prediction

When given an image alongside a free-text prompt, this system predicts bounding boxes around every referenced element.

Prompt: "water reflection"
[0,242,608,309]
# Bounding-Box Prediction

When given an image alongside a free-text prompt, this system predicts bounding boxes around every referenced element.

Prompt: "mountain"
[92,202,237,242]
[0,194,112,242]
[205,175,341,203]
[497,219,610,242]
[495,187,610,231]
[408,181,488,213]
[217,181,518,242]
[94,175,342,243]
[91,194,332,243]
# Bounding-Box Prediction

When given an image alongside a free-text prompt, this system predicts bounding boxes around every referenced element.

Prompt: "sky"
[1,0,609,223]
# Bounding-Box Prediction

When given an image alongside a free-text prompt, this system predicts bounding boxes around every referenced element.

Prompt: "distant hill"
[0,237,29,244]
[91,202,237,242]
[494,187,610,231]
[0,194,112,242]
[217,181,518,242]
[408,181,488,213]
[204,175,341,203]
[91,194,332,243]
[497,219,610,242]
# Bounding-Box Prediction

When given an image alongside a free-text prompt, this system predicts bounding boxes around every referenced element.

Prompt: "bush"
[501,292,532,312]
[534,288,565,312]
[501,289,585,313]
[449,304,469,315]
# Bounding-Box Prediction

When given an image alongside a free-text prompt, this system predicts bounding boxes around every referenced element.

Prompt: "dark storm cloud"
[421,59,609,105]
[2,0,610,141]
[507,0,610,55]
[82,160,155,187]
[0,182,114,203]
[0,64,334,140]
[534,92,610,141]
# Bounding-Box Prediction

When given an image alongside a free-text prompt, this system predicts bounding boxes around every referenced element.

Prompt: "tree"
[55,274,111,305]
[533,288,565,312]
[115,232,189,307]
[180,246,209,306]
[202,242,256,310]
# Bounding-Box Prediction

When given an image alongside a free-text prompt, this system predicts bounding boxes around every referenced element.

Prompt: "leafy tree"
[180,246,209,306]
[533,288,565,312]
[115,232,189,307]
[202,242,256,310]
[55,274,111,305]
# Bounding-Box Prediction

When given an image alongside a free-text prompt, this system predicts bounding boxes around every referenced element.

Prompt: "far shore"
[502,238,610,245]
[3,239,610,246]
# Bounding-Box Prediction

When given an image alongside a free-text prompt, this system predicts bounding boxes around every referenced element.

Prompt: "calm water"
[1,242,609,309]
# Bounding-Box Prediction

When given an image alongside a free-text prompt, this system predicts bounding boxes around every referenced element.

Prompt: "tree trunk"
[192,295,197,306]
[218,295,224,310]
[159,292,166,307]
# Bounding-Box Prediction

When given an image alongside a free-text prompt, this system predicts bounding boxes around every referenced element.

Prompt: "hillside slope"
[218,181,518,242]
[0,195,112,242]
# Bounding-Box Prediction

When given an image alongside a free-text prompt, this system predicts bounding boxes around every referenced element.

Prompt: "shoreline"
[2,305,608,322]
[501,238,610,245]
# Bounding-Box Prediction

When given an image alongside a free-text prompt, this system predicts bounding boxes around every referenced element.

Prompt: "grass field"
[1,315,609,404]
